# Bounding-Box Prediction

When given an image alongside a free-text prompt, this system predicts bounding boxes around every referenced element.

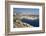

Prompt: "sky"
[13,8,39,15]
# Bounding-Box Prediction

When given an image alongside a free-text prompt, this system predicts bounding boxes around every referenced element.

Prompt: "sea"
[21,18,39,27]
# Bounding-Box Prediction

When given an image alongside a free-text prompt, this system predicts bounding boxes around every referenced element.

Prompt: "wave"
[20,16,39,20]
